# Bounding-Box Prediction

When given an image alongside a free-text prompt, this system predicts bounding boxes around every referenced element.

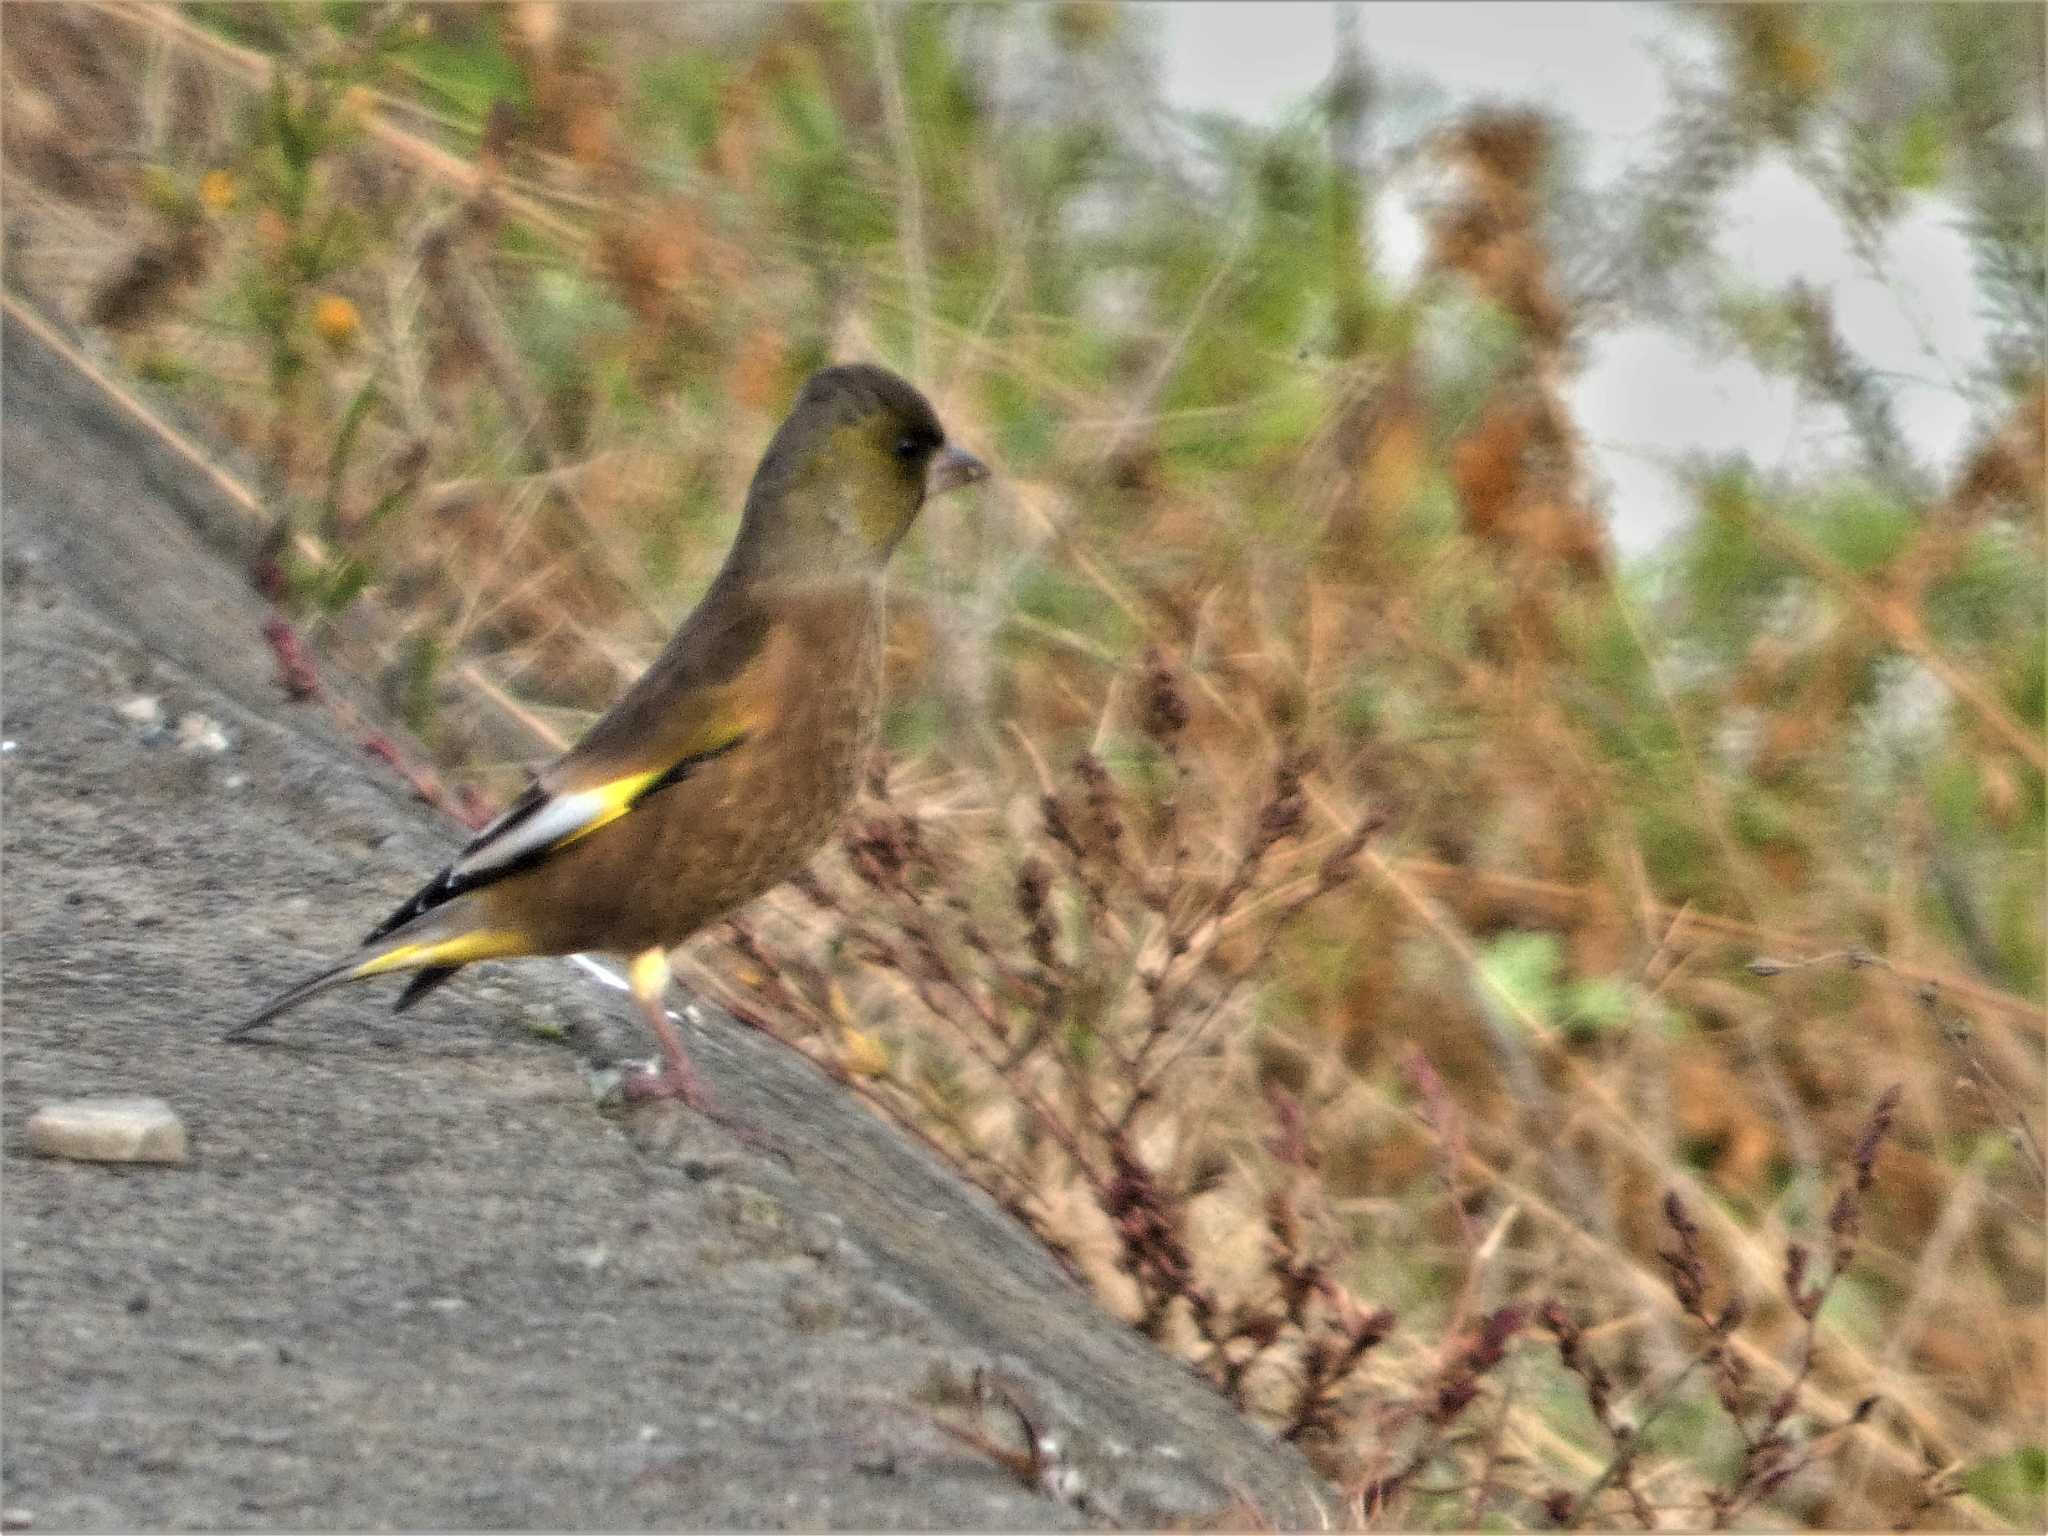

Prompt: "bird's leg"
[618,947,715,1112]
[616,949,785,1160]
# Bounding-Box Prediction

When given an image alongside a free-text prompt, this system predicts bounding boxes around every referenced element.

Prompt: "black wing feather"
[360,739,745,946]
[360,780,550,945]
[392,966,461,1013]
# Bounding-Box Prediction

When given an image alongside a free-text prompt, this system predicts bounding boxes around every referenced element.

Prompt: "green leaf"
[1960,1445,2047,1529]
[1477,931,1564,1030]
[883,694,947,757]
[1008,564,1140,654]
[1564,975,1635,1038]
[322,378,384,533]
[983,371,1060,467]
[1801,481,1915,574]
[1717,285,1809,373]
[314,555,373,615]
[399,630,444,738]
[394,32,532,122]
[1894,104,1949,191]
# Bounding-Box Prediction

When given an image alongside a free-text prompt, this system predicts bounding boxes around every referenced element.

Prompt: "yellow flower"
[1774,37,1828,98]
[826,978,890,1077]
[311,294,361,347]
[839,1026,891,1080]
[198,170,238,213]
[341,84,377,128]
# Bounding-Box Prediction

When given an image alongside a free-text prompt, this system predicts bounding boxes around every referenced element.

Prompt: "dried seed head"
[1253,750,1312,847]
[1238,1312,1283,1349]
[1663,1190,1697,1242]
[791,870,837,912]
[1783,1242,1809,1301]
[1073,752,1125,850]
[1318,812,1386,888]
[1016,857,1051,914]
[1827,1187,1858,1244]
[1258,788,1306,847]
[1851,1084,1901,1192]
[1431,1377,1479,1425]
[1140,646,1190,741]
[1352,1306,1395,1351]
[847,817,909,891]
[1473,1303,1527,1366]
[1041,792,1080,855]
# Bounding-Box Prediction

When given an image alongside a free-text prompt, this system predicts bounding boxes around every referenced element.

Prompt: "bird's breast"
[671,583,885,878]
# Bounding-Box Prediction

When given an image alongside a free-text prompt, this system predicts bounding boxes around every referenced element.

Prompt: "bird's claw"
[618,1061,785,1163]
[619,1058,716,1112]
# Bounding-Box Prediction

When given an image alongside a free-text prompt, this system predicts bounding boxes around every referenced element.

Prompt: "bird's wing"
[362,583,773,946]
[359,730,750,946]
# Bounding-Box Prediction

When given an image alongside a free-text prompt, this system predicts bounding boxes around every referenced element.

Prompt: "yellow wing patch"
[551,766,666,851]
[450,739,736,885]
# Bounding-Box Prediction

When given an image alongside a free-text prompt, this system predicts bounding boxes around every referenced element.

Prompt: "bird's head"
[736,363,987,581]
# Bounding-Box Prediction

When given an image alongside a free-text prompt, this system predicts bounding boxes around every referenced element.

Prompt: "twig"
[1725,490,2045,773]
[866,1,930,381]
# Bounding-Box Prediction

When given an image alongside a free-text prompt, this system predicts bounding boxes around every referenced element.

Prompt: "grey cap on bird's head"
[743,362,988,568]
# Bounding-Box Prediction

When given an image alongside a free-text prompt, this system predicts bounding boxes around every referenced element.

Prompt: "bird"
[229,363,989,1109]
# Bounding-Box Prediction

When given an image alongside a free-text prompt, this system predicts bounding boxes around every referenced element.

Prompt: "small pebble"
[782,1274,851,1335]
[580,1062,628,1104]
[115,695,162,727]
[26,1097,188,1165]
[175,714,230,754]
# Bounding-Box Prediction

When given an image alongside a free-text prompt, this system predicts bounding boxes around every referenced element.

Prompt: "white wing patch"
[450,773,658,881]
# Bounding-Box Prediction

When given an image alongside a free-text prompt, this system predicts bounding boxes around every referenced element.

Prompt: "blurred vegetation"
[4,2,2041,1528]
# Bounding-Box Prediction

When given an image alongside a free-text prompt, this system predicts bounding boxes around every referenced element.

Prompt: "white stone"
[175,714,229,754]
[115,695,162,726]
[26,1097,188,1165]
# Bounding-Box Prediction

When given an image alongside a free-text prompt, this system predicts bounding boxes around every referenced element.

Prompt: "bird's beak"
[926,444,989,498]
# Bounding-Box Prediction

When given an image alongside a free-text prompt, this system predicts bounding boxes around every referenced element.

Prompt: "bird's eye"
[894,434,924,463]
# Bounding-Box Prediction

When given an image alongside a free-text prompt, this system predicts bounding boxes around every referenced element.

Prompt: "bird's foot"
[619,1057,717,1112]
[618,1060,784,1162]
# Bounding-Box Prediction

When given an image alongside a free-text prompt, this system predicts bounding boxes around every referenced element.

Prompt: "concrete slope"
[0,306,1325,1532]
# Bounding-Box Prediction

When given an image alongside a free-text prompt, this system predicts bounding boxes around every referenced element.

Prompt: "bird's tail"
[225,918,528,1040]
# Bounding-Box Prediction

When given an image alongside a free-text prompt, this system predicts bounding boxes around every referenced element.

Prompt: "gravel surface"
[0,306,1327,1532]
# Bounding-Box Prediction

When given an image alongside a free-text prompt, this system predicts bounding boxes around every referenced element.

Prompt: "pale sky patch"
[1148,2,1994,557]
